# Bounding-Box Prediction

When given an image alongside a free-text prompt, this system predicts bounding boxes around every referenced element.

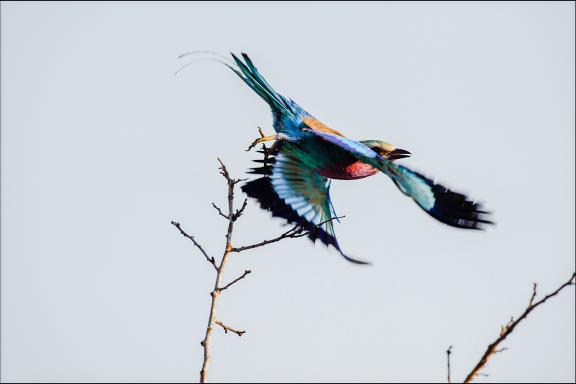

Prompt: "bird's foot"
[246,127,276,151]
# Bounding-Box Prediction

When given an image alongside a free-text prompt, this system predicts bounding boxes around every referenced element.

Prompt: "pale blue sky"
[1,1,575,382]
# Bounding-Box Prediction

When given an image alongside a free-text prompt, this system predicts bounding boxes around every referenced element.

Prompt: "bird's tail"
[176,51,292,116]
[379,160,493,229]
[227,53,293,115]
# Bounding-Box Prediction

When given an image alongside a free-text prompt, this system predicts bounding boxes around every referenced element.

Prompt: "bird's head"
[361,140,412,161]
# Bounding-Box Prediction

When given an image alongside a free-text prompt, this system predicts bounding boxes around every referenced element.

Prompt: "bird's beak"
[388,148,411,160]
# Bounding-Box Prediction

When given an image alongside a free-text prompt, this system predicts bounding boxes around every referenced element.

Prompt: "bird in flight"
[184,52,493,264]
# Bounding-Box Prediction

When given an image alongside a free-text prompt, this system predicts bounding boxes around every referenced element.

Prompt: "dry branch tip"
[215,320,245,337]
[462,271,576,383]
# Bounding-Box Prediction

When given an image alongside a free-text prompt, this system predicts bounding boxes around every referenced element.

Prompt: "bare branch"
[446,345,452,384]
[231,224,304,252]
[171,221,217,270]
[217,157,230,180]
[218,270,251,292]
[175,158,342,382]
[215,320,246,337]
[211,202,228,220]
[193,159,256,382]
[217,157,247,186]
[232,198,248,221]
[232,216,344,253]
[198,159,241,383]
[463,272,576,383]
[529,282,537,307]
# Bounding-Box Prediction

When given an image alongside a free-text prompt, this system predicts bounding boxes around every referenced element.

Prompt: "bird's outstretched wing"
[242,144,370,264]
[303,128,493,229]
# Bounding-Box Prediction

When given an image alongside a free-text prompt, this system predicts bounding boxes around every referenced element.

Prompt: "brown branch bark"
[460,272,575,383]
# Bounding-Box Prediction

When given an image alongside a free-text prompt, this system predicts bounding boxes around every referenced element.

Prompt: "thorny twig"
[172,159,342,383]
[448,272,575,383]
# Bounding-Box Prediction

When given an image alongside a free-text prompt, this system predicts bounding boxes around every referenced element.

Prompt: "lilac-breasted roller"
[194,52,493,264]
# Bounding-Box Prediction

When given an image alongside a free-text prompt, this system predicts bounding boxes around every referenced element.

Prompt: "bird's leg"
[246,127,277,152]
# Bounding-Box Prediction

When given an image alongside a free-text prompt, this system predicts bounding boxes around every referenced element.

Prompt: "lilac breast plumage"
[317,161,379,180]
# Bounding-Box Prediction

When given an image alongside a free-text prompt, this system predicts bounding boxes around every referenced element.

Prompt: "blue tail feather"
[229,53,292,115]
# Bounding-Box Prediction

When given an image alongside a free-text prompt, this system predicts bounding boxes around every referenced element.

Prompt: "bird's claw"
[246,127,276,151]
